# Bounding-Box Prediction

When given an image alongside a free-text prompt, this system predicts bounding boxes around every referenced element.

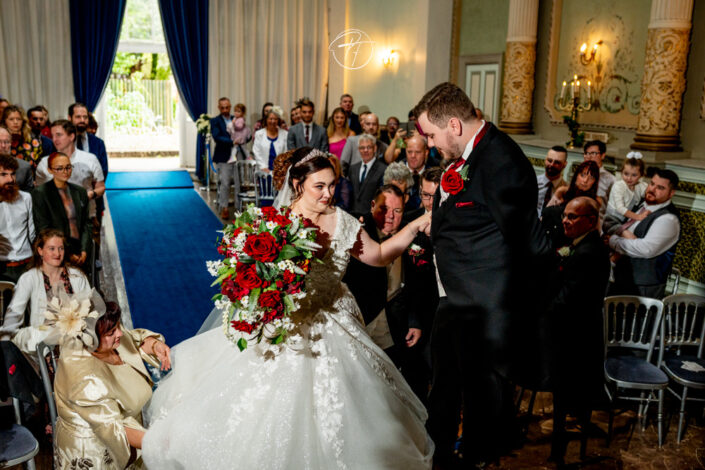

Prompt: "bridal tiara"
[295,149,328,167]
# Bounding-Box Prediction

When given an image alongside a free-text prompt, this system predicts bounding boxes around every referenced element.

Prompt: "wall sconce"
[579,41,602,65]
[382,49,399,68]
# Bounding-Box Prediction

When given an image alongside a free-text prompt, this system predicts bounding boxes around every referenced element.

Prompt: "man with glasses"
[35,120,104,219]
[0,126,33,192]
[583,139,615,205]
[0,154,35,282]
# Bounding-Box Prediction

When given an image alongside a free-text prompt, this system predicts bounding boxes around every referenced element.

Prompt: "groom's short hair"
[413,82,478,128]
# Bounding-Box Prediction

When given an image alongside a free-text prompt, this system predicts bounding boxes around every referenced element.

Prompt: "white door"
[464,63,500,123]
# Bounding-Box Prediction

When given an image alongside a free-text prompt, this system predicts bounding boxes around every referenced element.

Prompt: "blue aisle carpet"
[107,188,223,345]
[106,170,194,190]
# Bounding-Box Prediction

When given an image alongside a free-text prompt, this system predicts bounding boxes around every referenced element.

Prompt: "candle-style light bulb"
[580,43,587,54]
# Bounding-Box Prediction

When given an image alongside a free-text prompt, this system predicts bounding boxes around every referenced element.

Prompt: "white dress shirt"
[359,159,374,182]
[597,167,616,201]
[36,148,105,216]
[609,200,680,258]
[0,191,35,261]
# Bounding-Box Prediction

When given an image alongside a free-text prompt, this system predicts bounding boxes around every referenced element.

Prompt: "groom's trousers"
[426,297,516,466]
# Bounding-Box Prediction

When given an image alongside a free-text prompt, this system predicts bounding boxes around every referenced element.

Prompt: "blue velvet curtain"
[158,0,209,181]
[69,0,126,112]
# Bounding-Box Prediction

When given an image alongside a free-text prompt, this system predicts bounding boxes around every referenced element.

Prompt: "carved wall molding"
[499,41,536,131]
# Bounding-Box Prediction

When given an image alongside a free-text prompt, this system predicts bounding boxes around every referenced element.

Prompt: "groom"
[413,83,551,467]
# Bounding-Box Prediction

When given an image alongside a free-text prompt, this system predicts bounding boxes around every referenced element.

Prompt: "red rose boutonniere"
[441,164,470,196]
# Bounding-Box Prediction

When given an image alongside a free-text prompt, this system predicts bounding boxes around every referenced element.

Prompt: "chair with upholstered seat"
[660,294,705,443]
[603,296,669,447]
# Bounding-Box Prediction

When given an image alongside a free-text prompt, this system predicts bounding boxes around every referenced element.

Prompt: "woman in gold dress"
[50,296,171,469]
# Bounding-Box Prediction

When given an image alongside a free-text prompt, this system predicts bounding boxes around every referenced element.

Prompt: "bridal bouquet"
[208,205,320,351]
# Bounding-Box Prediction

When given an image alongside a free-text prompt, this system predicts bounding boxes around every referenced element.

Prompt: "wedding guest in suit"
[542,161,600,249]
[1,105,53,171]
[414,82,551,466]
[69,103,108,178]
[349,134,387,216]
[327,107,355,159]
[253,107,288,172]
[340,113,389,176]
[340,93,362,135]
[608,168,680,298]
[380,116,400,145]
[54,299,171,469]
[328,155,352,212]
[211,97,236,219]
[0,154,35,283]
[0,229,90,358]
[28,105,54,142]
[32,152,92,268]
[548,197,609,464]
[583,139,614,206]
[287,98,328,152]
[0,127,33,192]
[537,146,568,216]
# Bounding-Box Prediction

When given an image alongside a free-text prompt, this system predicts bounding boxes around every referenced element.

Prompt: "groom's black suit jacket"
[431,122,551,382]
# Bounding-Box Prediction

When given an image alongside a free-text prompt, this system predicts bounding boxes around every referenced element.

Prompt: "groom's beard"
[439,141,465,165]
[0,182,19,202]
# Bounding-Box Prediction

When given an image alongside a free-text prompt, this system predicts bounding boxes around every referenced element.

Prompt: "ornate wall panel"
[500,41,536,126]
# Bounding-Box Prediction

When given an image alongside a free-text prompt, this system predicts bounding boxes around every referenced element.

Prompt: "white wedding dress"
[142,208,434,469]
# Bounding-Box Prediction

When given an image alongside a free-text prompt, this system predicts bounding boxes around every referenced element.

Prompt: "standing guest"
[349,134,387,216]
[290,104,301,125]
[53,298,171,470]
[1,105,51,170]
[414,82,551,466]
[33,152,92,268]
[28,105,54,142]
[287,98,329,152]
[36,120,105,220]
[328,154,352,212]
[340,93,362,135]
[603,153,648,234]
[384,162,418,210]
[583,139,614,206]
[0,154,35,282]
[69,103,108,178]
[380,116,400,145]
[340,113,389,176]
[0,229,90,357]
[542,160,600,249]
[252,106,288,172]
[210,97,236,219]
[0,126,33,192]
[253,102,271,132]
[327,107,355,159]
[399,134,437,208]
[537,145,568,216]
[547,197,609,464]
[609,168,680,299]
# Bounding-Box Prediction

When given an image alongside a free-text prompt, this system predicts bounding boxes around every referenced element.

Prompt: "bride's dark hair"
[287,147,336,200]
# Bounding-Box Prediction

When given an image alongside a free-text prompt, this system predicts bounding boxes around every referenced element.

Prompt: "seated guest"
[541,160,599,249]
[583,139,615,207]
[328,155,352,212]
[28,105,53,141]
[287,98,328,152]
[547,197,610,464]
[52,297,171,469]
[536,146,568,216]
[349,134,387,216]
[1,105,54,170]
[36,120,105,220]
[327,107,355,159]
[603,153,648,234]
[0,126,34,192]
[0,154,35,282]
[0,229,90,357]
[379,116,400,145]
[608,168,680,299]
[340,113,388,176]
[384,161,418,210]
[32,152,92,267]
[252,106,288,172]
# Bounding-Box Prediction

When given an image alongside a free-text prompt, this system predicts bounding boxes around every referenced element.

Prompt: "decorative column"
[498,0,539,134]
[631,0,693,152]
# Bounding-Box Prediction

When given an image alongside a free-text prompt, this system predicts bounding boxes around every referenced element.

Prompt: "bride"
[142,147,434,469]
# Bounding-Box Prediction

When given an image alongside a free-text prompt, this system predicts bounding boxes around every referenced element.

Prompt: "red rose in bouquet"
[235,262,265,289]
[441,169,464,195]
[231,320,257,334]
[243,232,279,262]
[282,270,297,284]
[258,290,283,310]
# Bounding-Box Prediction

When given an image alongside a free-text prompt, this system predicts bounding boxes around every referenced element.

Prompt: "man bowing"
[413,82,550,467]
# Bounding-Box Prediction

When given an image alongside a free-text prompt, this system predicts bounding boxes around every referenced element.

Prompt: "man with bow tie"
[413,82,551,467]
